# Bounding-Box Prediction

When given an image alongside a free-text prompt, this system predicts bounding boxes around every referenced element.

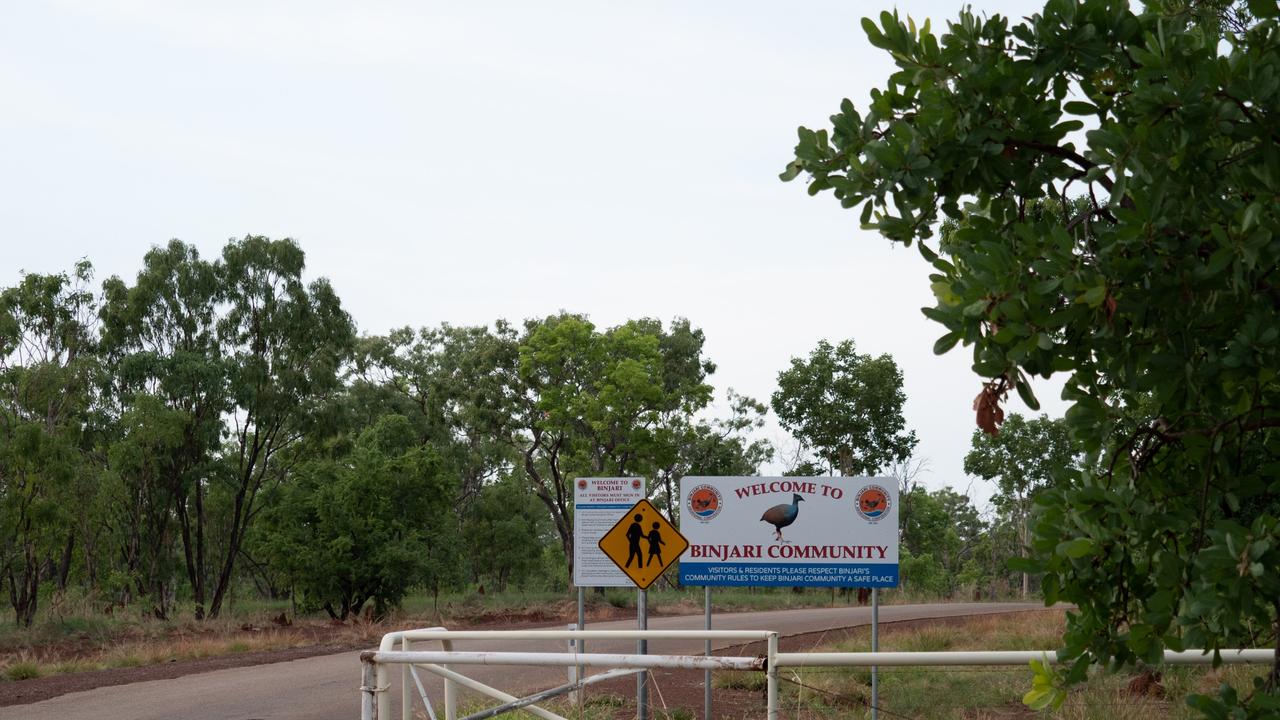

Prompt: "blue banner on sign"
[575,503,634,509]
[679,562,899,588]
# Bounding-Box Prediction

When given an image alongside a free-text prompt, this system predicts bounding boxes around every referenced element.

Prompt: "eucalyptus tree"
[653,389,773,521]
[514,314,714,581]
[771,339,917,475]
[964,413,1078,598]
[0,261,98,625]
[209,236,355,618]
[263,414,458,620]
[353,322,522,513]
[100,240,226,618]
[782,1,1280,713]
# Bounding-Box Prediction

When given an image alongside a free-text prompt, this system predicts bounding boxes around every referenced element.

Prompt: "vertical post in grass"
[577,586,586,701]
[704,585,712,719]
[637,589,648,720]
[871,587,879,720]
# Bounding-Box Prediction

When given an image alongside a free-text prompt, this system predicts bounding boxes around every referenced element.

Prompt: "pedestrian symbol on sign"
[597,499,688,589]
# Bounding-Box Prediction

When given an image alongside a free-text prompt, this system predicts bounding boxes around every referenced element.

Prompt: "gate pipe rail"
[774,648,1275,667]
[369,650,765,671]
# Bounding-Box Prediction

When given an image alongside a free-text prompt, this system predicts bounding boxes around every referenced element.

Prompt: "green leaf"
[861,17,890,49]
[1246,0,1280,18]
[1064,101,1098,115]
[1016,377,1041,410]
[1078,285,1106,308]
[1058,538,1094,558]
[933,331,961,355]
[1023,687,1053,710]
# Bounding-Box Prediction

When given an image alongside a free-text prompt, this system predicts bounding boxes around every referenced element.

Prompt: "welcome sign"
[678,476,899,587]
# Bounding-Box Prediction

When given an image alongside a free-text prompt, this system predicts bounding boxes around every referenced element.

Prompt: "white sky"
[1,0,1067,511]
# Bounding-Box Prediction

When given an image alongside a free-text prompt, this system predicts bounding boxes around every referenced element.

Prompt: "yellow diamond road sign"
[597,499,689,590]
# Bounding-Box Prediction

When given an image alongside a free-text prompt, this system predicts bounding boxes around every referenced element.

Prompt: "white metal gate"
[359,626,1273,719]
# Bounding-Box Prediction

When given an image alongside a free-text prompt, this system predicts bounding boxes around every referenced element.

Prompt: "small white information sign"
[573,477,646,587]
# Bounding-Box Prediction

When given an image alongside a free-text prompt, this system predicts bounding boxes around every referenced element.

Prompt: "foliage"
[461,474,550,592]
[212,236,355,618]
[0,261,98,626]
[771,339,917,475]
[900,486,985,597]
[100,240,226,618]
[653,389,774,521]
[263,415,460,620]
[511,313,716,581]
[964,413,1078,597]
[783,0,1280,713]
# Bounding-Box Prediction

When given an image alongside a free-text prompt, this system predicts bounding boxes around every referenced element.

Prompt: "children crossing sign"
[597,499,688,590]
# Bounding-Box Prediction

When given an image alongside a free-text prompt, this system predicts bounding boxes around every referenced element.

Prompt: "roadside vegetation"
[1,237,1039,671]
[441,611,1267,719]
[0,586,1016,681]
[746,611,1268,719]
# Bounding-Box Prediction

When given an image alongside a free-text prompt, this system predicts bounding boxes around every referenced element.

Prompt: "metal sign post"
[704,586,712,719]
[577,586,586,704]
[637,589,648,720]
[596,498,688,720]
[871,587,879,720]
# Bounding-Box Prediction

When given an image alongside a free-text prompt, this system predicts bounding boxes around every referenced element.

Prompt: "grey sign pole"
[871,587,879,720]
[577,586,586,699]
[637,589,648,720]
[703,586,712,719]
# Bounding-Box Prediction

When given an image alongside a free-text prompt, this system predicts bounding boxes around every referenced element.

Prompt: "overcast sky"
[1,0,1067,511]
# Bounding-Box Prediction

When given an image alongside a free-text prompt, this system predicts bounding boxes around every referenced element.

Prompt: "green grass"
[714,670,768,691]
[766,611,1271,719]
[5,661,40,681]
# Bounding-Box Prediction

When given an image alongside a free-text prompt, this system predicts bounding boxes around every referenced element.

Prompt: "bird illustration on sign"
[760,493,804,542]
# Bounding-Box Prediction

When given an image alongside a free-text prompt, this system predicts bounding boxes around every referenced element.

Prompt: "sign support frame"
[703,586,711,720]
[637,589,648,720]
[871,587,879,720]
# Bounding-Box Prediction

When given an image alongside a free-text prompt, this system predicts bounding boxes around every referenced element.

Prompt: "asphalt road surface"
[6,602,1042,720]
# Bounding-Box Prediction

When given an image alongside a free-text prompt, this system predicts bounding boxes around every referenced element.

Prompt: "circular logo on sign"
[577,479,588,490]
[687,484,722,521]
[631,478,642,490]
[855,484,890,521]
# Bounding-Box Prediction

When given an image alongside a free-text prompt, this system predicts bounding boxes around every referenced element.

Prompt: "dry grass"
[0,615,390,681]
[775,610,1272,720]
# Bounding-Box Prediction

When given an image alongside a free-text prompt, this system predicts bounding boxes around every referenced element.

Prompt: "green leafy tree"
[353,323,522,513]
[771,339,917,475]
[102,395,187,617]
[653,389,774,521]
[900,486,985,597]
[211,236,355,618]
[99,240,226,618]
[964,413,1078,598]
[461,474,549,592]
[513,314,714,582]
[0,262,98,625]
[264,414,459,620]
[783,0,1280,713]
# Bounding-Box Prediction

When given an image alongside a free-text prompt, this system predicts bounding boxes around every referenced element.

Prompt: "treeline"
[0,237,1056,625]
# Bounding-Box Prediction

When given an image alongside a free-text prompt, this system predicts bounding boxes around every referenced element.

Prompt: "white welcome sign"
[678,476,899,587]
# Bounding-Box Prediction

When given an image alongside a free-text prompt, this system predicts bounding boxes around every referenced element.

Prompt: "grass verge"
[774,610,1269,719]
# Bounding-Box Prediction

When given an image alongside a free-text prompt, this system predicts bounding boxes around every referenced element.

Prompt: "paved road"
[5,602,1041,720]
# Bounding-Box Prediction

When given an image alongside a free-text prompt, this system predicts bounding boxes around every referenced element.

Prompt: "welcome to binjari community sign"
[678,476,899,588]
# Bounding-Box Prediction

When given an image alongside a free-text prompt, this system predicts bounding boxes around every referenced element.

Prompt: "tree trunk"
[56,532,75,591]
[1019,516,1029,599]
